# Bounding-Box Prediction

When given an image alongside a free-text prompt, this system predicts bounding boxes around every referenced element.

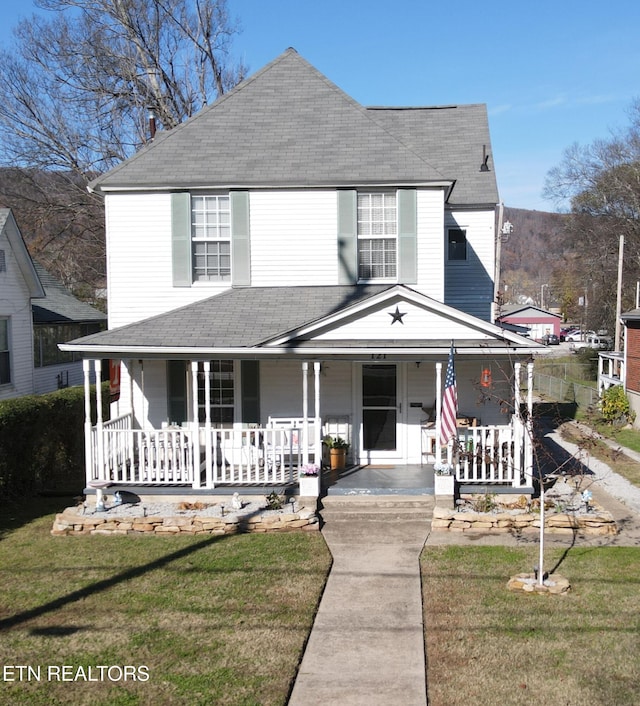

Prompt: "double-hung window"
[0,318,10,385]
[357,192,397,280]
[192,195,231,281]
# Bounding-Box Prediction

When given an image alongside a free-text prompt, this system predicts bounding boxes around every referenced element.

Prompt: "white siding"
[33,362,90,395]
[105,193,230,329]
[444,209,495,320]
[414,189,445,299]
[250,191,338,286]
[0,230,35,399]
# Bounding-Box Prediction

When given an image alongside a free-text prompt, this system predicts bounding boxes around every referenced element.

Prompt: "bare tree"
[543,100,640,333]
[0,0,245,297]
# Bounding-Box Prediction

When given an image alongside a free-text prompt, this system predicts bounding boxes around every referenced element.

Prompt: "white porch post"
[191,361,201,488]
[598,355,604,395]
[203,361,211,489]
[513,362,522,487]
[83,360,93,487]
[94,359,104,479]
[314,362,321,468]
[302,362,309,466]
[525,361,534,488]
[435,362,443,465]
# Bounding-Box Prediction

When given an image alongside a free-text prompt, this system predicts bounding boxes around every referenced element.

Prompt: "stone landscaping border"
[431,505,617,535]
[51,506,320,536]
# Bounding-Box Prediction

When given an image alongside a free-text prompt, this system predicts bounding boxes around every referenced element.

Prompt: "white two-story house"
[62,48,540,498]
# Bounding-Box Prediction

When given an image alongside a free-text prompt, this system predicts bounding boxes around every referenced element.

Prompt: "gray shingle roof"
[90,49,498,205]
[68,285,392,349]
[31,263,107,324]
[366,105,498,205]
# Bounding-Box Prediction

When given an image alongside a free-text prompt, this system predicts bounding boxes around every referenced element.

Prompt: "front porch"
[86,412,534,500]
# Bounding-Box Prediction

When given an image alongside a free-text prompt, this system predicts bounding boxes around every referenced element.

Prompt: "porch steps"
[319,494,434,527]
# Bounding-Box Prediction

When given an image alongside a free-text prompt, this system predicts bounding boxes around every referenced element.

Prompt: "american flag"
[440,343,458,446]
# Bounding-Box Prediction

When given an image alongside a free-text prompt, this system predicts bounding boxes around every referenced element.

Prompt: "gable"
[498,306,561,321]
[268,287,533,349]
[0,209,45,299]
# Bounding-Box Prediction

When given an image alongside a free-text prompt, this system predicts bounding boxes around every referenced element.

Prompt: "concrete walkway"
[288,496,433,706]
[288,430,640,705]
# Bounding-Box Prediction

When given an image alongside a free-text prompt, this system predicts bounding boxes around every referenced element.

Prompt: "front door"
[361,364,401,461]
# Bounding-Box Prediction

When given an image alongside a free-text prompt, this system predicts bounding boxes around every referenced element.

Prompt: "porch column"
[314,362,321,466]
[203,361,211,489]
[191,361,201,488]
[525,361,534,488]
[95,359,104,482]
[513,362,522,487]
[83,359,93,487]
[302,362,309,465]
[435,362,442,465]
[598,355,604,395]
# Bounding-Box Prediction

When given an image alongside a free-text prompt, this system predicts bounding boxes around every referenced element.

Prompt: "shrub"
[600,385,632,425]
[0,382,109,497]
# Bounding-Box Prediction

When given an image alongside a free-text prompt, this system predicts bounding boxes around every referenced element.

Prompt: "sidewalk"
[288,497,432,706]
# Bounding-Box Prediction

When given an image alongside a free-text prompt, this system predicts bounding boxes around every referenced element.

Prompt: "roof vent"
[480,145,490,172]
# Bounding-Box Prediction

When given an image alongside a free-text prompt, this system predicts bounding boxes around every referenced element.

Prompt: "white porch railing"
[89,416,530,489]
[88,417,321,489]
[442,417,530,487]
[92,415,194,485]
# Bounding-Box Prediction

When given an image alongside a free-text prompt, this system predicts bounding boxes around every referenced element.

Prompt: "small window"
[0,250,6,273]
[0,318,10,384]
[448,228,467,261]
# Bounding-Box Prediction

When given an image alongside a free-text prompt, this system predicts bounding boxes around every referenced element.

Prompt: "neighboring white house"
[62,49,542,496]
[0,208,106,399]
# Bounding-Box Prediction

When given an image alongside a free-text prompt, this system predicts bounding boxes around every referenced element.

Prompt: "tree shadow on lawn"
[0,532,227,632]
[0,494,78,538]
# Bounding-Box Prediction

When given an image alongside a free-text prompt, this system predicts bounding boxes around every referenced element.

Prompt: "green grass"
[0,499,332,706]
[561,419,640,488]
[422,545,640,706]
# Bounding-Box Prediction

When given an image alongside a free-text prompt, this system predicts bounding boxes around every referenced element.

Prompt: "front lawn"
[0,499,332,706]
[423,545,640,706]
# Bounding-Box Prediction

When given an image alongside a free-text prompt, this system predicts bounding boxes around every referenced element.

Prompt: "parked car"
[565,329,595,342]
[542,333,560,345]
[570,334,612,352]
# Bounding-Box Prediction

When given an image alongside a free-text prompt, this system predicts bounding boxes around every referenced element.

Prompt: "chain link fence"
[533,372,600,409]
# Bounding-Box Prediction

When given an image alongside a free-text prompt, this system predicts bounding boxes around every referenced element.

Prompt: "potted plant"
[323,435,349,471]
[298,463,320,496]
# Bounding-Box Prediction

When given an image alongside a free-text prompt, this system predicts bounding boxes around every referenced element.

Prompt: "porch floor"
[324,464,435,496]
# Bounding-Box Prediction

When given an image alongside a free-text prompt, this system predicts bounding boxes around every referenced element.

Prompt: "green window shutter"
[397,189,417,284]
[231,191,251,286]
[337,190,357,284]
[167,360,187,424]
[241,360,260,424]
[171,192,192,287]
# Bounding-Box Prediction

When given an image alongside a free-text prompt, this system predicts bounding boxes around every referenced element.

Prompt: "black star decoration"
[389,306,407,325]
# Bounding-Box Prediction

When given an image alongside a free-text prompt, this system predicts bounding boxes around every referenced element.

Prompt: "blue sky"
[2,0,639,212]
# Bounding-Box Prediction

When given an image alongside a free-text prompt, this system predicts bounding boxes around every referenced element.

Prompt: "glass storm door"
[362,364,398,457]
